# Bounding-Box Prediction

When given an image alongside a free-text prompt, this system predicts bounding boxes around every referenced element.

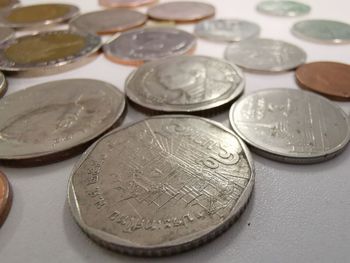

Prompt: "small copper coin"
[99,0,157,8]
[0,171,12,226]
[296,62,350,100]
[147,1,215,23]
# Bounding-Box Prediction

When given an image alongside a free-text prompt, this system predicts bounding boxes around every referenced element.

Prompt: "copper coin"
[0,171,12,226]
[147,1,215,23]
[296,61,350,100]
[99,0,157,8]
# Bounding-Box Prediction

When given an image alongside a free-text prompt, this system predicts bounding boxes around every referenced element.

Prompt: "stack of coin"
[0,171,12,226]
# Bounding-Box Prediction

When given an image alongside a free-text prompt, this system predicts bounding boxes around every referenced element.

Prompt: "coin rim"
[256,0,311,17]
[0,26,14,44]
[99,0,158,8]
[0,170,12,226]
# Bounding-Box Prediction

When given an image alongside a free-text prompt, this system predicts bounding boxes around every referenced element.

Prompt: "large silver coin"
[224,38,306,72]
[0,27,13,44]
[229,88,350,163]
[103,27,196,66]
[257,1,310,17]
[292,19,350,44]
[0,79,125,166]
[194,19,260,42]
[68,115,254,256]
[0,70,7,97]
[126,55,245,113]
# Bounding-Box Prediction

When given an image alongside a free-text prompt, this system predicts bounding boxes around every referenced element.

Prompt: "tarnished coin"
[229,88,350,163]
[126,56,244,113]
[0,171,12,226]
[0,27,13,43]
[0,79,125,166]
[69,9,147,35]
[148,1,215,23]
[292,19,350,44]
[257,1,310,17]
[0,30,101,72]
[224,38,306,72]
[0,70,7,97]
[68,115,254,256]
[99,0,157,8]
[103,27,196,66]
[0,0,18,9]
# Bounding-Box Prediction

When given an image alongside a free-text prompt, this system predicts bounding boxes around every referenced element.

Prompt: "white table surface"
[1,0,350,262]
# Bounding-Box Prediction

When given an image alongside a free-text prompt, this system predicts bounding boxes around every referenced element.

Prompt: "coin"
[194,19,260,42]
[0,3,79,29]
[0,0,18,9]
[229,88,350,163]
[68,115,254,256]
[99,0,157,8]
[148,1,215,23]
[0,30,101,72]
[224,38,306,72]
[0,79,125,166]
[0,171,12,226]
[126,55,244,113]
[0,27,13,43]
[292,19,350,44]
[296,62,350,100]
[256,1,310,17]
[103,27,196,66]
[0,70,7,97]
[69,9,147,35]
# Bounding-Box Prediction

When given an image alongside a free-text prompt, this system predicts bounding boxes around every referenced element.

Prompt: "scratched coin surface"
[69,9,147,35]
[99,0,157,8]
[148,1,215,23]
[257,1,310,17]
[224,38,306,72]
[0,27,13,43]
[195,19,260,42]
[126,56,245,112]
[0,70,7,97]
[0,0,18,9]
[0,79,125,165]
[0,171,12,226]
[103,27,196,66]
[229,88,350,163]
[68,115,254,255]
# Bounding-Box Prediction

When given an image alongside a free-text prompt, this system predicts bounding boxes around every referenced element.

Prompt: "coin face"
[0,79,125,165]
[292,19,350,44]
[195,19,260,42]
[0,70,7,97]
[99,0,157,8]
[68,115,254,255]
[70,9,147,35]
[148,1,215,23]
[257,1,310,17]
[0,4,79,29]
[0,30,101,72]
[224,38,306,72]
[0,27,13,44]
[126,56,244,113]
[0,171,12,226]
[103,27,196,66]
[0,0,18,9]
[229,88,350,163]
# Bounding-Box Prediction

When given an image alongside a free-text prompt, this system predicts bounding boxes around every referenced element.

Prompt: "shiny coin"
[296,61,350,100]
[68,115,254,256]
[69,9,147,35]
[0,79,125,166]
[224,38,306,72]
[195,19,260,42]
[257,1,310,17]
[99,0,157,8]
[0,27,13,43]
[0,171,12,226]
[103,27,196,66]
[0,0,18,9]
[0,70,7,97]
[0,30,101,72]
[148,1,215,23]
[229,88,350,163]
[292,19,350,44]
[126,55,244,113]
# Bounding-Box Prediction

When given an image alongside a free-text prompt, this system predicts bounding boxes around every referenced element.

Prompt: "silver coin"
[0,27,13,43]
[0,79,125,165]
[257,1,310,17]
[103,27,196,66]
[126,55,245,113]
[194,19,260,42]
[229,88,350,163]
[224,38,306,72]
[68,115,254,255]
[0,70,7,97]
[292,19,350,44]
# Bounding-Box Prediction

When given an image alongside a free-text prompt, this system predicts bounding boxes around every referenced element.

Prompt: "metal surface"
[99,0,157,8]
[0,70,7,98]
[224,38,306,72]
[229,88,350,163]
[0,0,18,9]
[0,170,12,226]
[0,27,13,43]
[126,55,244,112]
[256,0,310,17]
[68,115,254,256]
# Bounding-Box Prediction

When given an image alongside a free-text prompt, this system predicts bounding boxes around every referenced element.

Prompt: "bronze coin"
[99,0,157,8]
[0,171,12,226]
[296,61,350,100]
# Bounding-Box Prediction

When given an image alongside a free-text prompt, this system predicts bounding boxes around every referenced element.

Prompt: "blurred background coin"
[0,171,12,226]
[99,0,157,8]
[257,0,310,17]
[0,70,7,97]
[0,0,19,9]
[0,27,13,43]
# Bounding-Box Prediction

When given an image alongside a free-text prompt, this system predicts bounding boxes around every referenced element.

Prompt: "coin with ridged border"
[0,170,12,226]
[0,70,7,97]
[256,1,310,17]
[99,0,157,8]
[0,27,13,44]
[0,0,19,9]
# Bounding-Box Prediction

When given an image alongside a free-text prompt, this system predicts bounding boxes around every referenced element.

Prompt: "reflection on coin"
[0,70,7,97]
[0,27,13,43]
[230,88,350,163]
[68,115,254,256]
[70,9,147,35]
[257,1,310,17]
[292,20,350,44]
[99,0,157,8]
[148,1,215,23]
[126,56,244,113]
[224,38,306,72]
[0,30,101,72]
[0,79,125,166]
[195,19,260,42]
[0,0,18,9]
[296,62,350,100]
[0,171,12,226]
[103,27,196,66]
